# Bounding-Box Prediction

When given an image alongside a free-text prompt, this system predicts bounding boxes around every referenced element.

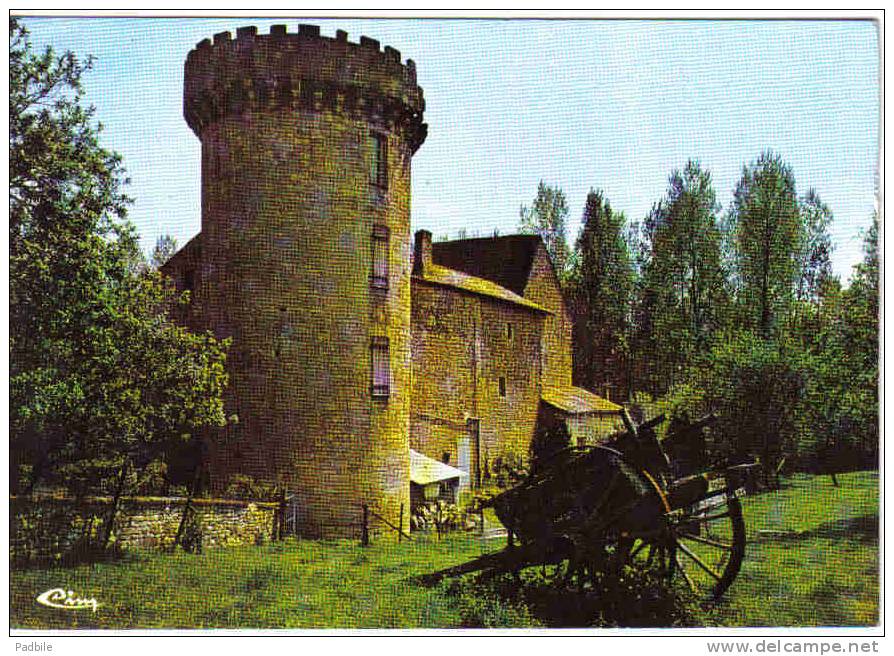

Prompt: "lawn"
[10,531,519,629]
[10,471,878,629]
[714,470,879,627]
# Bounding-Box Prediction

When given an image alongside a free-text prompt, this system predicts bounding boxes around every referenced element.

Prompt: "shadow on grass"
[441,567,716,628]
[753,514,878,545]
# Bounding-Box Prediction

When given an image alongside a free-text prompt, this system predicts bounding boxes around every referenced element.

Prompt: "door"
[456,436,471,493]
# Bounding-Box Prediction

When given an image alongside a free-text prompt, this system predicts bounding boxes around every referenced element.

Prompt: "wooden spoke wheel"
[583,477,747,603]
[665,491,746,601]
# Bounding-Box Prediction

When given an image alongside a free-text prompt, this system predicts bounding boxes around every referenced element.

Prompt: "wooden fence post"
[361,504,369,547]
[278,489,287,541]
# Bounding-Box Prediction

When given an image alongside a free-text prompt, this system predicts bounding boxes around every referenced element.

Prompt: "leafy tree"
[569,189,635,397]
[728,151,802,337]
[9,19,228,504]
[636,161,728,393]
[667,331,805,488]
[795,190,834,304]
[796,215,878,482]
[519,181,571,277]
[150,233,179,269]
[834,215,879,465]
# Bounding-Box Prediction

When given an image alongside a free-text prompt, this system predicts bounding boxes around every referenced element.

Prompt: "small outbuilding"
[539,386,625,447]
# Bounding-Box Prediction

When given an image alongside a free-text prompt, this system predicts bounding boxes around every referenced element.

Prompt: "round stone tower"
[183,24,426,537]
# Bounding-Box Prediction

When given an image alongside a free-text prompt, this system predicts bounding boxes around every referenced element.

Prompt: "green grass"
[10,471,878,629]
[10,532,522,629]
[714,470,879,627]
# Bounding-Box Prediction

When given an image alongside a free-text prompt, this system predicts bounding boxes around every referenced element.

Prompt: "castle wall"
[181,25,425,537]
[410,281,544,484]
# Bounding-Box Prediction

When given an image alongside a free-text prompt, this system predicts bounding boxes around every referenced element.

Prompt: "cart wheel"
[597,475,746,603]
[665,491,746,601]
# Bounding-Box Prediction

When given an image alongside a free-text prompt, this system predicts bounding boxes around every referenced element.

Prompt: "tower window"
[370,336,391,399]
[499,377,506,397]
[183,269,195,293]
[371,132,388,189]
[370,224,389,290]
[506,322,513,340]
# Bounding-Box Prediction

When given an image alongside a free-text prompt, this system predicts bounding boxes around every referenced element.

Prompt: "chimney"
[413,230,432,275]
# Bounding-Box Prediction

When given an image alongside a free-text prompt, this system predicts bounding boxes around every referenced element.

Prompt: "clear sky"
[19,16,880,282]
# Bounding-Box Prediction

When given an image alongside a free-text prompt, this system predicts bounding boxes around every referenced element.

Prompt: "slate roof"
[431,235,543,295]
[413,263,550,314]
[541,386,623,414]
[159,232,202,276]
[409,449,468,486]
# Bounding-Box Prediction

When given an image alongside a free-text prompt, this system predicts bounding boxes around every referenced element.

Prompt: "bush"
[411,501,482,534]
[224,474,278,501]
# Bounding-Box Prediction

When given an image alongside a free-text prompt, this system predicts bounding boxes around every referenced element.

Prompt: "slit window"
[371,132,388,189]
[499,377,507,397]
[506,322,513,340]
[370,336,391,399]
[183,269,195,293]
[370,224,389,290]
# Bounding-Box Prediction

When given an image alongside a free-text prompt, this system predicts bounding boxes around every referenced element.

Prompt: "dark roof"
[160,233,202,276]
[431,235,543,296]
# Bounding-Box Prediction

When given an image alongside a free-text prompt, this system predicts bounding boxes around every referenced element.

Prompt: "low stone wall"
[10,495,278,567]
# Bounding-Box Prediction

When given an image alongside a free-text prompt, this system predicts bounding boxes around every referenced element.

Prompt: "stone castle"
[162,24,623,538]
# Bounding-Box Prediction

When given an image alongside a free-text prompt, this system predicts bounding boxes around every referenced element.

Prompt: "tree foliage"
[729,151,802,337]
[519,181,571,277]
[635,161,728,393]
[796,190,834,304]
[150,233,179,270]
[568,189,635,396]
[9,18,228,497]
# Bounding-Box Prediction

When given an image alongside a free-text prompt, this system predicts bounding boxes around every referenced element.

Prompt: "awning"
[542,386,623,415]
[409,449,469,486]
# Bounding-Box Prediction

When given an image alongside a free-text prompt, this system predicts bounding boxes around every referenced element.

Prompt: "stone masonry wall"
[10,496,277,567]
[410,280,544,482]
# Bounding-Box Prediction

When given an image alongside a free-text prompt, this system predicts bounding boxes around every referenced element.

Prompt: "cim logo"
[36,588,99,612]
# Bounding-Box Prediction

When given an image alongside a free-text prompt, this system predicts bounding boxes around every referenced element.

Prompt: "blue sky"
[20,16,879,282]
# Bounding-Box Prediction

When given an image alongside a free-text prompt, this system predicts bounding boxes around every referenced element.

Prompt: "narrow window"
[499,377,506,397]
[183,269,195,293]
[506,322,513,340]
[370,224,389,290]
[371,132,388,189]
[370,336,391,399]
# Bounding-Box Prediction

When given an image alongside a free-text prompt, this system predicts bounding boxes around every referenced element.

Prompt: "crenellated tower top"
[183,23,427,152]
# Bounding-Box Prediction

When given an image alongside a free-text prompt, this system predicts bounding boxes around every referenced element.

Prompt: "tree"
[9,19,228,504]
[636,161,729,392]
[796,214,878,483]
[795,190,834,304]
[728,151,802,337]
[519,181,571,277]
[569,189,635,397]
[150,234,179,269]
[835,214,879,465]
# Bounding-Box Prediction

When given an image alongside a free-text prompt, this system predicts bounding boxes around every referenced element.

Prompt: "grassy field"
[715,470,879,627]
[10,471,878,629]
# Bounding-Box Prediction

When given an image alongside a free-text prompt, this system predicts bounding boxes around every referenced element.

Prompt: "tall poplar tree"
[570,189,635,397]
[637,161,728,391]
[728,151,802,337]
